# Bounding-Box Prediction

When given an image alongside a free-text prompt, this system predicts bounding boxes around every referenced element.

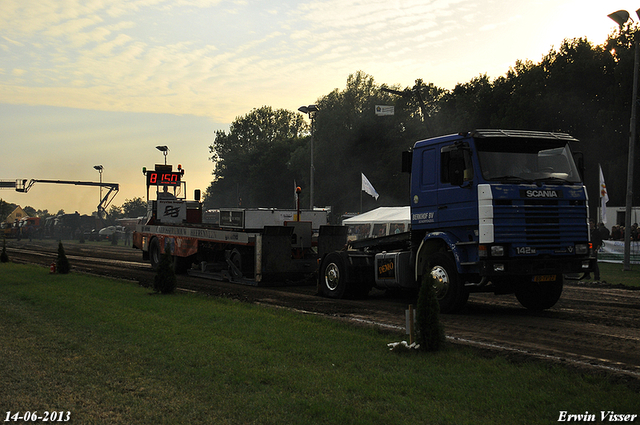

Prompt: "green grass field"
[583,262,640,287]
[1,263,638,424]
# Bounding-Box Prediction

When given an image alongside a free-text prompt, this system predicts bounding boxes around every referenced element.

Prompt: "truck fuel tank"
[374,251,413,288]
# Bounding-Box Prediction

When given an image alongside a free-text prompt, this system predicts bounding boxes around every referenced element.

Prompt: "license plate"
[533,275,556,282]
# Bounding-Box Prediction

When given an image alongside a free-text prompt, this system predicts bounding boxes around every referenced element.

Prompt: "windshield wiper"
[491,175,535,183]
[535,177,573,184]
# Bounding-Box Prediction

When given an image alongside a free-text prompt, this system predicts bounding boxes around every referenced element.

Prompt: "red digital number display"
[146,171,181,186]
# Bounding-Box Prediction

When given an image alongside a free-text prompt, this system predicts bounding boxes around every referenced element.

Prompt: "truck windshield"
[476,139,581,183]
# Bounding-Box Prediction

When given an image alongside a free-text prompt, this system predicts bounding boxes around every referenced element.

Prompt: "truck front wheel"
[425,252,468,313]
[515,275,563,311]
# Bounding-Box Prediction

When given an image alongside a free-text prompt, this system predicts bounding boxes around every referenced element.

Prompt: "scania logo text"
[524,190,559,198]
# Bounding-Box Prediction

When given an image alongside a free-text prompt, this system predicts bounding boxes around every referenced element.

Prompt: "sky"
[0,0,633,216]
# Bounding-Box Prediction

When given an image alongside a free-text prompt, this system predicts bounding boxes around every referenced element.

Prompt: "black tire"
[319,252,350,299]
[149,237,162,270]
[425,251,468,313]
[515,275,563,311]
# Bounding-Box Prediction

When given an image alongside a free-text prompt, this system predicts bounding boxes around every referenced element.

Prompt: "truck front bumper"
[478,256,595,277]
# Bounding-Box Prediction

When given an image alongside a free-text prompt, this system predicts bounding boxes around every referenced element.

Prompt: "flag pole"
[597,164,601,223]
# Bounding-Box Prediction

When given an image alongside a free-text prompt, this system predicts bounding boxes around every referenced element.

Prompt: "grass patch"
[586,262,640,288]
[1,263,638,424]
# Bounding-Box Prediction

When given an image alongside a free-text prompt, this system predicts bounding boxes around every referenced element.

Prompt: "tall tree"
[205,106,307,208]
[107,205,124,220]
[304,71,429,216]
[23,206,37,217]
[0,199,16,221]
[122,197,147,217]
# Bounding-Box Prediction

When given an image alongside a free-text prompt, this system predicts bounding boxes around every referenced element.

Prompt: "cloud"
[2,36,24,47]
[0,0,513,124]
[45,16,105,38]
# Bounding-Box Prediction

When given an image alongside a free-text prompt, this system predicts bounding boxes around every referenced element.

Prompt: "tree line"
[0,197,147,222]
[205,25,639,222]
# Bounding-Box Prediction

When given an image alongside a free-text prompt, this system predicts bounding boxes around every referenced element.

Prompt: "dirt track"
[5,239,640,385]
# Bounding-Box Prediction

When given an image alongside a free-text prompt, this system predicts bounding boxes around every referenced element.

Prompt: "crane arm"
[14,179,119,215]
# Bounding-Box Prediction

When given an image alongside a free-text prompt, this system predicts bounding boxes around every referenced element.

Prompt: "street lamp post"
[93,165,103,219]
[156,145,169,165]
[298,105,319,209]
[608,10,640,270]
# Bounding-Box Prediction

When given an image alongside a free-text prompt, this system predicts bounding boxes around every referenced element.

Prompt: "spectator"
[125,228,132,246]
[611,225,623,241]
[598,223,610,241]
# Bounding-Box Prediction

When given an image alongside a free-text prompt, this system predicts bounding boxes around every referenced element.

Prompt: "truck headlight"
[491,245,505,257]
[575,243,588,255]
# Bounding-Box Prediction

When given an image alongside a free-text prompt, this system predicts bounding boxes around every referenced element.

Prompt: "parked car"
[83,229,100,241]
[98,225,126,241]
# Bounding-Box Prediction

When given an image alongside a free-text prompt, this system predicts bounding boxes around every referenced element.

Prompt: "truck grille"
[493,199,588,249]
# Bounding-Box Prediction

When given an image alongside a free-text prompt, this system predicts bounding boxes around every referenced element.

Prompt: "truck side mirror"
[194,189,201,202]
[573,151,585,181]
[401,150,413,173]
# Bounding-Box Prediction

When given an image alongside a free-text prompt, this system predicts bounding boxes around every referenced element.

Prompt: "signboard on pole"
[375,105,394,116]
[158,200,186,224]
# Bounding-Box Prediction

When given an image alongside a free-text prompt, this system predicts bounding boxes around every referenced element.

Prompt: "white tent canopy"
[343,207,410,224]
[343,206,410,240]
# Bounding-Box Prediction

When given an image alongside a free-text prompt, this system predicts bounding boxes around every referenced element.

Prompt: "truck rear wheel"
[149,237,190,273]
[515,275,563,311]
[319,252,350,299]
[425,252,468,313]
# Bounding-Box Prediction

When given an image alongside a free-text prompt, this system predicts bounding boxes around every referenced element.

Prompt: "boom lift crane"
[10,179,119,217]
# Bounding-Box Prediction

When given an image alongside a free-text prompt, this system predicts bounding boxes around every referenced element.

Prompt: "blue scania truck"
[317,129,595,312]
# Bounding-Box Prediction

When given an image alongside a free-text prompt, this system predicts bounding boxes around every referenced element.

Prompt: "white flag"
[599,164,609,224]
[361,173,379,200]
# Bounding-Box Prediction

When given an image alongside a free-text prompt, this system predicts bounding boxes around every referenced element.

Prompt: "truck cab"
[410,129,593,311]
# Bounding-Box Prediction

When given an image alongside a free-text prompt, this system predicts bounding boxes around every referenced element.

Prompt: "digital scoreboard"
[146,171,182,186]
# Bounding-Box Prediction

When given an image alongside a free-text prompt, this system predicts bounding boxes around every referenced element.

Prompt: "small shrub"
[1,238,8,263]
[416,272,445,352]
[56,241,71,274]
[154,250,177,294]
